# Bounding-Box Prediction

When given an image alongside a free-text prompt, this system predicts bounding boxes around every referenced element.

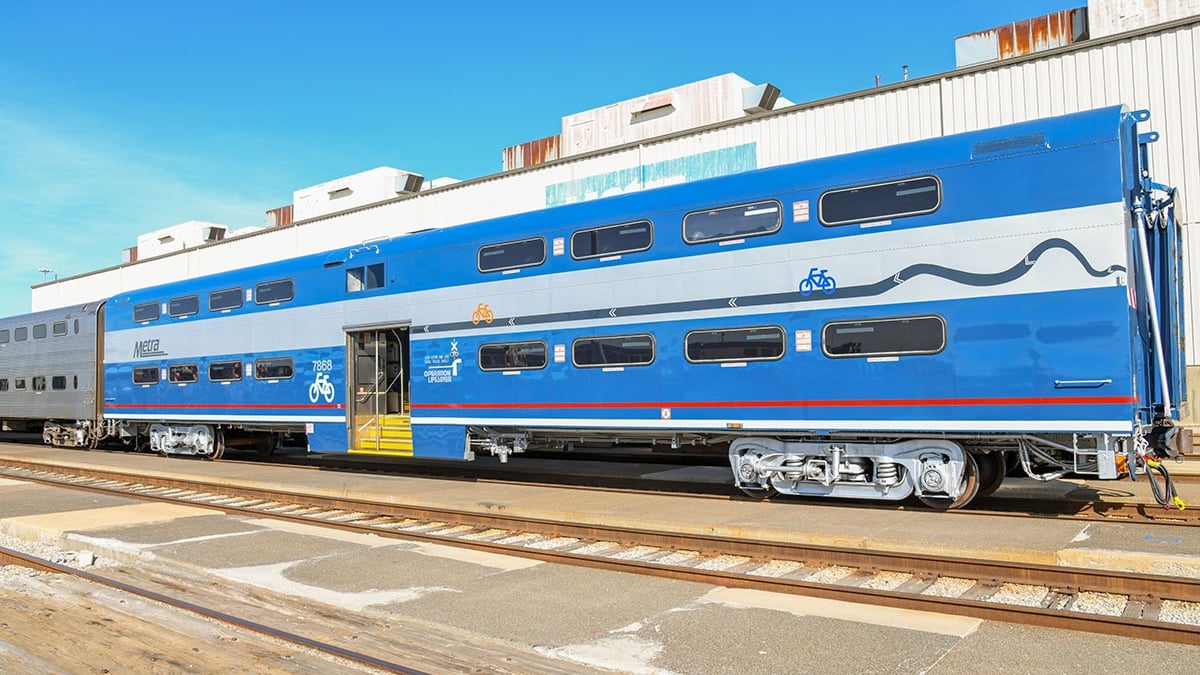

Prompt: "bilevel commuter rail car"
[0,105,1187,509]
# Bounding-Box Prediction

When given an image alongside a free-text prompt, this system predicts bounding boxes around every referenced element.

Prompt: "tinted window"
[132,367,160,385]
[52,321,67,336]
[168,364,199,383]
[133,302,160,323]
[571,220,653,259]
[0,329,8,344]
[32,324,46,339]
[822,316,946,358]
[572,334,655,368]
[819,176,941,226]
[686,326,786,363]
[683,200,782,244]
[74,319,79,334]
[209,287,244,312]
[254,357,294,380]
[14,327,27,342]
[479,341,548,371]
[51,376,66,390]
[478,238,546,273]
[32,376,46,391]
[347,263,385,292]
[168,295,200,317]
[209,360,243,382]
[14,378,26,390]
[255,279,294,305]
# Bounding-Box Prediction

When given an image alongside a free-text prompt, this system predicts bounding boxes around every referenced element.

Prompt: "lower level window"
[479,341,548,371]
[32,376,46,391]
[255,357,294,380]
[685,326,786,363]
[51,376,66,390]
[209,360,243,382]
[132,367,159,385]
[572,334,655,368]
[168,364,199,383]
[822,315,946,358]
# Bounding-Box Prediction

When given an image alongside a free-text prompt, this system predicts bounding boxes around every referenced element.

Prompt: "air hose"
[1144,457,1187,510]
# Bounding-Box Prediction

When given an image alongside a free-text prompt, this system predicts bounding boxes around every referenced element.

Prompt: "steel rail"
[0,545,426,674]
[1,459,1198,645]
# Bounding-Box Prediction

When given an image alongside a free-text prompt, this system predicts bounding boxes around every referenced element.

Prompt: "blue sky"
[0,0,1075,317]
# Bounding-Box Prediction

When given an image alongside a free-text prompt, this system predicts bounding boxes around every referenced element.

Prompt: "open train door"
[346,326,412,455]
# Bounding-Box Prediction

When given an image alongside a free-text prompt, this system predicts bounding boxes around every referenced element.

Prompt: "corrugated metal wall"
[32,17,1200,373]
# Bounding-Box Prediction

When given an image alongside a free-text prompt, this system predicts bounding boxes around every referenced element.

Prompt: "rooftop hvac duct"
[394,172,424,194]
[742,83,781,114]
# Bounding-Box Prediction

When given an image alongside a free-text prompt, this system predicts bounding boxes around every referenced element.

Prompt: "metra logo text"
[133,339,167,358]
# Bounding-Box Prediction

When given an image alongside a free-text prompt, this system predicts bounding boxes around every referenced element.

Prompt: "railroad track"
[0,458,1198,645]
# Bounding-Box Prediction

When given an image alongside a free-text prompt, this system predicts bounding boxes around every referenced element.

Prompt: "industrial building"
[29,0,1200,420]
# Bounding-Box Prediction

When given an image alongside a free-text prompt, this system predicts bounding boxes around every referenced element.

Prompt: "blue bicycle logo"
[799,267,837,297]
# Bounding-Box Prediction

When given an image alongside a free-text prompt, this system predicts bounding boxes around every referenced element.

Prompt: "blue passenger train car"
[12,104,1186,509]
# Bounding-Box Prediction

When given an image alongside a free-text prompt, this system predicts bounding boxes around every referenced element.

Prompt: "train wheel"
[210,430,225,460]
[738,483,779,500]
[917,453,980,510]
[974,452,1007,499]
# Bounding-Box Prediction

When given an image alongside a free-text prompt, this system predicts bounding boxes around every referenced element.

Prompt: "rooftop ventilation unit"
[202,226,226,242]
[742,83,781,114]
[395,172,424,194]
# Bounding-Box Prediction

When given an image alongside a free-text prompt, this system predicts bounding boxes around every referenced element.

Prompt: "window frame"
[684,325,787,364]
[682,199,783,245]
[477,237,547,273]
[254,279,295,305]
[209,287,245,312]
[167,363,199,384]
[478,341,549,372]
[51,375,66,390]
[168,295,200,318]
[133,301,161,323]
[14,378,26,390]
[346,263,386,292]
[32,324,47,339]
[14,327,27,342]
[132,366,160,385]
[818,175,943,227]
[52,321,67,337]
[0,329,8,344]
[32,376,46,391]
[0,379,7,392]
[821,315,947,359]
[570,220,654,260]
[571,333,657,369]
[208,360,244,382]
[254,357,295,380]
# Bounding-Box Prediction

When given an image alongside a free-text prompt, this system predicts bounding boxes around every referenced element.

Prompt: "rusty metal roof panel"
[502,135,561,171]
[957,8,1088,67]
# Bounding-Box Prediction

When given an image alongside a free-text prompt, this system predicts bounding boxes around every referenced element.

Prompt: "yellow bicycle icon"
[471,303,494,325]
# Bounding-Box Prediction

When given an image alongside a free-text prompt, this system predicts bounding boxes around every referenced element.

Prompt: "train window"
[819,175,942,226]
[479,341,548,371]
[478,237,546,273]
[32,324,47,339]
[133,302,160,323]
[0,329,8,344]
[74,319,79,334]
[73,375,78,389]
[14,327,27,342]
[15,378,26,390]
[209,360,243,382]
[0,379,7,391]
[347,263,385,292]
[683,199,782,244]
[255,279,294,305]
[209,287,244,312]
[132,367,159,385]
[685,326,786,363]
[168,295,200,318]
[571,220,653,259]
[51,376,66,390]
[32,376,46,391]
[52,321,67,336]
[168,364,199,383]
[572,334,655,368]
[822,315,947,358]
[254,357,294,380]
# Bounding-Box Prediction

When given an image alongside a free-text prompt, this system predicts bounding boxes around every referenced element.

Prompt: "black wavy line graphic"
[421,238,1124,334]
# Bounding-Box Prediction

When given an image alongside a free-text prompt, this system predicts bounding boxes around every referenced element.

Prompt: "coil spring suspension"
[876,461,900,486]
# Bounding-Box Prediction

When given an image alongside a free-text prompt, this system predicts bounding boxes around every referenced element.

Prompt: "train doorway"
[346,327,412,455]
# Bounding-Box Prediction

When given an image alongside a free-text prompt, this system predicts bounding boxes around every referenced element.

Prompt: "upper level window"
[32,324,47,339]
[168,364,199,383]
[209,360,243,382]
[255,279,294,305]
[132,366,159,385]
[683,199,782,244]
[572,334,655,368]
[14,327,27,342]
[478,237,546,273]
[52,321,67,336]
[209,287,244,312]
[254,357,294,380]
[347,263,385,292]
[168,295,200,318]
[133,302,160,323]
[479,341,548,371]
[0,329,8,344]
[822,315,947,358]
[571,221,653,259]
[685,326,786,363]
[819,175,942,226]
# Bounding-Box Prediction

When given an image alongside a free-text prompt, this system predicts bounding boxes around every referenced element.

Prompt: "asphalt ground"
[0,444,1198,672]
